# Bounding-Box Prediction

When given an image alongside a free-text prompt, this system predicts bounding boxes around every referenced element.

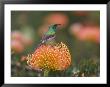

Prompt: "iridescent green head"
[45,24,61,35]
[49,24,61,31]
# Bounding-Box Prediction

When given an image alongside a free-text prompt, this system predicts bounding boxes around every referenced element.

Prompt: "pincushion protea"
[27,24,71,76]
[27,42,71,72]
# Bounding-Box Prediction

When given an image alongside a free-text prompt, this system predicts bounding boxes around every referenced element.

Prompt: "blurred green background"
[11,11,100,77]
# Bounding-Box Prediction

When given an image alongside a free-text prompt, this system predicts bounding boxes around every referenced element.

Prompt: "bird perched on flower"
[27,24,71,76]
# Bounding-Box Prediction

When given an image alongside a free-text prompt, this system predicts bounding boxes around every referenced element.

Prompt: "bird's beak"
[56,24,61,26]
[56,24,61,29]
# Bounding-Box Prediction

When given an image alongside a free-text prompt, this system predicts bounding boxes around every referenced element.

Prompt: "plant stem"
[44,69,49,77]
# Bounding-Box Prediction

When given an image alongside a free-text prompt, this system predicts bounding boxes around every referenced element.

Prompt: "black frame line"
[0,2,4,87]
[0,0,109,4]
[0,0,109,87]
[107,1,110,86]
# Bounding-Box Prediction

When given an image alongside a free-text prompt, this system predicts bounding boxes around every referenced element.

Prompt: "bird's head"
[44,24,61,36]
[49,24,61,32]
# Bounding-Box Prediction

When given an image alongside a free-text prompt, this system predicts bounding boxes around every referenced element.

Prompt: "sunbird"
[40,24,61,45]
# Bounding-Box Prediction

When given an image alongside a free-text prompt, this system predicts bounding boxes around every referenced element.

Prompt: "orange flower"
[11,40,24,53]
[44,13,68,28]
[27,42,71,71]
[11,31,23,41]
[77,26,100,43]
[70,24,100,43]
[11,31,33,54]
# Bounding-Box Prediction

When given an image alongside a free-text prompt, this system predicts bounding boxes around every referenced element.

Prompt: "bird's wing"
[42,35,55,40]
[41,35,56,43]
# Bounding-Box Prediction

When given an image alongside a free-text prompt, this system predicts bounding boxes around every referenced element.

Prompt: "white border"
[4,4,107,84]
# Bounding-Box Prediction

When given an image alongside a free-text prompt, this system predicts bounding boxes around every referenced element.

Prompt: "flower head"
[77,27,100,43]
[11,31,23,41]
[11,40,24,53]
[70,24,100,43]
[11,31,33,54]
[27,42,71,71]
[44,13,68,28]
